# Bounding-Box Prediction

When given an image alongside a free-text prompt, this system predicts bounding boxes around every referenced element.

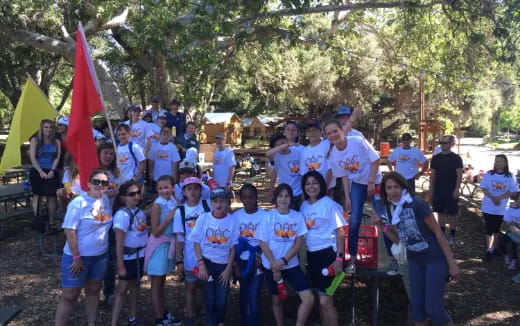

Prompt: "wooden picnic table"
[0,183,32,239]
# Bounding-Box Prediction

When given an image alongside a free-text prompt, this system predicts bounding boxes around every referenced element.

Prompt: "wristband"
[335,257,343,262]
[198,259,205,266]
[119,265,126,270]
[281,257,288,265]
[73,255,81,260]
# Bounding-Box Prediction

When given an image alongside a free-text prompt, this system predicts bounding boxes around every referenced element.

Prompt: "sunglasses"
[439,141,449,145]
[90,179,109,187]
[126,191,142,197]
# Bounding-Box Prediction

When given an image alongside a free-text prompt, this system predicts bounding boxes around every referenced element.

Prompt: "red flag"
[68,24,105,191]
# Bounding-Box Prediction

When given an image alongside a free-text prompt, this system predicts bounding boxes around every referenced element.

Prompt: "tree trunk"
[490,110,501,139]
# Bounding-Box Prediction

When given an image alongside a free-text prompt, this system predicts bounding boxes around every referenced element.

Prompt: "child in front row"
[144,175,182,326]
[256,183,314,326]
[111,181,148,326]
[233,184,266,326]
[173,177,212,326]
[499,192,520,269]
[189,188,240,326]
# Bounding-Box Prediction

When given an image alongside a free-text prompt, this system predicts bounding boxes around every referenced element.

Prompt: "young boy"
[173,177,212,326]
[266,132,302,210]
[148,126,181,186]
[177,121,199,159]
[212,133,236,191]
[116,124,146,182]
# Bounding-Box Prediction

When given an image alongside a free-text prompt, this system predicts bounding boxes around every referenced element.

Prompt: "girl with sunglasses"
[111,180,148,326]
[55,169,113,326]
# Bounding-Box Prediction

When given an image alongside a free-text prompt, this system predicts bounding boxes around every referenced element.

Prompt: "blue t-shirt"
[388,198,444,259]
[166,112,186,137]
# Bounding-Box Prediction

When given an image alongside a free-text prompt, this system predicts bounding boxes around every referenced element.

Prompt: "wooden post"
[419,72,426,152]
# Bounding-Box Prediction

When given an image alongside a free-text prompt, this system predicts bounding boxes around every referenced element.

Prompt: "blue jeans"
[203,258,229,326]
[408,254,451,325]
[349,182,389,257]
[238,259,263,326]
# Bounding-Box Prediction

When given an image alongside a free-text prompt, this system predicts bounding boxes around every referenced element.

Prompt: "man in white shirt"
[388,133,429,195]
[212,133,236,191]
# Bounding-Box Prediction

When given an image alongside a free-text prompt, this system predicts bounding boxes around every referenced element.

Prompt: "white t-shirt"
[123,120,154,149]
[256,209,307,270]
[300,196,347,252]
[388,146,427,180]
[327,136,382,185]
[273,149,302,196]
[299,139,335,189]
[105,170,123,208]
[347,129,364,138]
[117,142,146,181]
[148,123,162,145]
[174,183,211,203]
[480,172,519,215]
[213,147,236,187]
[233,208,267,260]
[113,207,148,260]
[188,212,240,264]
[148,142,180,181]
[173,201,211,270]
[504,206,520,224]
[62,193,113,256]
[62,168,81,195]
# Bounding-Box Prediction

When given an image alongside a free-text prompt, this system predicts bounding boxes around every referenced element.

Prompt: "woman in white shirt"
[55,169,113,326]
[300,171,347,326]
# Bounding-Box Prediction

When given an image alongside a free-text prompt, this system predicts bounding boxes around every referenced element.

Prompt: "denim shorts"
[185,270,199,283]
[61,252,109,288]
[264,265,309,295]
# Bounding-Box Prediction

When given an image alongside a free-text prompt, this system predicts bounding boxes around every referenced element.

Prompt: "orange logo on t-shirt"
[205,227,230,244]
[492,182,507,190]
[399,155,410,161]
[239,222,258,237]
[91,207,111,222]
[157,151,169,159]
[288,160,300,174]
[304,213,317,229]
[214,157,222,164]
[305,155,322,171]
[339,156,360,172]
[136,224,147,232]
[119,155,129,163]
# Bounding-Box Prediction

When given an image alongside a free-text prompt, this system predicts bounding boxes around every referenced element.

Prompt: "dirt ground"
[1,188,520,325]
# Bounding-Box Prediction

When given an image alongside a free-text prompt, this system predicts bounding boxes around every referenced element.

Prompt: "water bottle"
[23,179,30,191]
[277,279,289,301]
[207,178,219,190]
[322,266,336,276]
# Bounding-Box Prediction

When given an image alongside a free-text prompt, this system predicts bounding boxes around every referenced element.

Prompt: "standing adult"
[177,121,199,159]
[166,98,186,142]
[373,172,460,326]
[388,133,429,195]
[146,96,168,124]
[124,104,154,150]
[324,120,384,273]
[212,133,236,191]
[29,119,61,228]
[429,135,463,246]
[55,169,113,326]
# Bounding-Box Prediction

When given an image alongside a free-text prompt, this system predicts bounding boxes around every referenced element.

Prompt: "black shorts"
[307,247,336,294]
[483,213,504,235]
[29,167,60,196]
[432,189,458,214]
[119,257,144,281]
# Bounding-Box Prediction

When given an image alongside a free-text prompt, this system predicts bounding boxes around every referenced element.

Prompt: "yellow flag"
[0,79,58,175]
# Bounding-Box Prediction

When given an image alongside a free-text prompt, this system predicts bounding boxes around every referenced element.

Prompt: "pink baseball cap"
[183,177,202,188]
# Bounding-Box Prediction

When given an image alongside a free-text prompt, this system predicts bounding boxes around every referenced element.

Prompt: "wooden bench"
[0,307,21,326]
[0,183,32,239]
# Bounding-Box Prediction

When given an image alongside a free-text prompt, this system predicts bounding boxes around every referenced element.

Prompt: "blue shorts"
[61,253,109,288]
[264,266,310,295]
[185,270,198,283]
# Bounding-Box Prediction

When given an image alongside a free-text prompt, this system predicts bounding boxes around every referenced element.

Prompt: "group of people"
[26,99,473,326]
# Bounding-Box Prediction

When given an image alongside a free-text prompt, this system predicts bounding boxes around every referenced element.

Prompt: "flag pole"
[77,23,123,180]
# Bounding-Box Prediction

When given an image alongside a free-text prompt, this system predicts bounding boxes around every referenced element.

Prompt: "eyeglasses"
[90,179,109,187]
[439,141,449,145]
[126,191,142,197]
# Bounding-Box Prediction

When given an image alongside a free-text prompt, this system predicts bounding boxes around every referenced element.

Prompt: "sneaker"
[165,312,182,326]
[508,260,519,270]
[387,257,400,276]
[448,235,455,247]
[505,254,512,265]
[483,250,494,262]
[128,318,143,326]
[154,318,169,326]
[344,261,356,274]
[183,317,194,326]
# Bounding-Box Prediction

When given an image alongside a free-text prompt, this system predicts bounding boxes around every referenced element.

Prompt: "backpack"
[119,141,139,172]
[121,207,144,256]
[179,200,210,234]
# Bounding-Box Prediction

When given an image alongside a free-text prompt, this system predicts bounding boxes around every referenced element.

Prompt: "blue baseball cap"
[304,119,320,130]
[335,105,353,117]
